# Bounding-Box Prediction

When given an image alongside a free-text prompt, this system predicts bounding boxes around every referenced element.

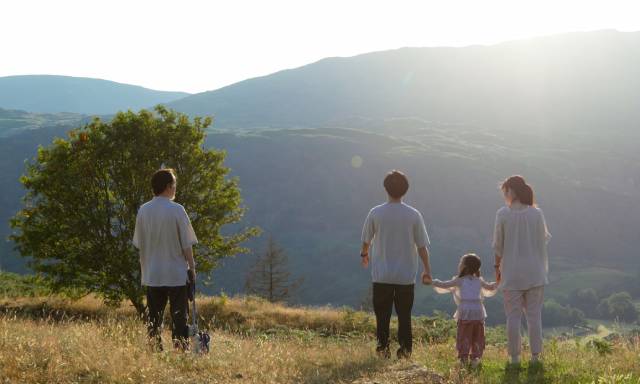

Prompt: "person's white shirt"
[492,204,551,291]
[432,275,498,320]
[133,196,198,287]
[361,202,430,285]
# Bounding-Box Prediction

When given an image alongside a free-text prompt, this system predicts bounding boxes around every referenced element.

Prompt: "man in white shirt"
[361,170,433,359]
[133,168,198,351]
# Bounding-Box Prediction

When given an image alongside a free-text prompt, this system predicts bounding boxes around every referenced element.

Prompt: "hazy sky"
[2,0,640,93]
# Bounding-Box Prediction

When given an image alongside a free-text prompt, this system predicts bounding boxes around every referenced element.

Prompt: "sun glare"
[1,0,639,92]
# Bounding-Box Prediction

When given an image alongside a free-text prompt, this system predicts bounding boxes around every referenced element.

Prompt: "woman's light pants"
[503,286,544,359]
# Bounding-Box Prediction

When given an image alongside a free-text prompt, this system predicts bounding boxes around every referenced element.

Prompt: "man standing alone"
[361,170,432,359]
[133,168,198,351]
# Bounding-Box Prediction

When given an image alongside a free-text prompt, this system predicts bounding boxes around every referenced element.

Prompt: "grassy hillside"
[0,108,86,137]
[0,75,189,114]
[205,125,640,310]
[1,292,639,383]
[0,112,639,314]
[550,268,635,296]
[0,111,74,272]
[1,116,640,313]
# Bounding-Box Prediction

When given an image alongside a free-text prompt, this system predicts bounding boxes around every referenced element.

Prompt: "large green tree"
[11,106,258,314]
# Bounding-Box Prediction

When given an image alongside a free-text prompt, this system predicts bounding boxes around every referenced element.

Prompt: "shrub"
[570,288,600,317]
[543,299,586,327]
[587,339,614,356]
[597,292,638,322]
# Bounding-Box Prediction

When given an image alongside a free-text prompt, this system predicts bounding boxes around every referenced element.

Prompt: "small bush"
[0,272,51,297]
[415,314,456,344]
[587,339,614,356]
[543,299,586,327]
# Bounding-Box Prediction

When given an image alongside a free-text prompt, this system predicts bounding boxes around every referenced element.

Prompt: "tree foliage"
[10,106,258,314]
[542,299,586,327]
[597,292,638,322]
[244,237,303,303]
[569,288,600,318]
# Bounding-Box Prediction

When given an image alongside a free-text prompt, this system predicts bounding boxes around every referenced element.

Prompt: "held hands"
[361,254,369,268]
[421,271,432,285]
[360,252,433,285]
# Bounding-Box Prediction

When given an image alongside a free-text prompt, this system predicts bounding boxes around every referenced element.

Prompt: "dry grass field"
[1,294,639,383]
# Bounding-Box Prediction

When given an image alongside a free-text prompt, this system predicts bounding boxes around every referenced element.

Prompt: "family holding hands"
[360,171,550,367]
[134,168,549,363]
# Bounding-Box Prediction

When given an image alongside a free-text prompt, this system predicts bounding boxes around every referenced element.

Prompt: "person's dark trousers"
[146,285,189,351]
[372,283,415,355]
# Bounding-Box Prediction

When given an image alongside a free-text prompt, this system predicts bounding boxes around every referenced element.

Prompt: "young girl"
[428,253,499,367]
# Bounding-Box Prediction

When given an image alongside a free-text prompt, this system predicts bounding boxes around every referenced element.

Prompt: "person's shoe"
[376,345,391,359]
[510,355,521,365]
[396,347,412,359]
[529,354,544,372]
[471,358,482,369]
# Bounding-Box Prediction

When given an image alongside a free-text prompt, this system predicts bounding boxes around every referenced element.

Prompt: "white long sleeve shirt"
[492,204,551,291]
[432,275,498,320]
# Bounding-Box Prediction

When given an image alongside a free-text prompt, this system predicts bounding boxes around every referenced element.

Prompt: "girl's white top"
[492,204,551,291]
[432,276,498,321]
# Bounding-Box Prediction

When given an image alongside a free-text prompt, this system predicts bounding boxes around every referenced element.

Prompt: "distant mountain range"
[0,75,189,115]
[168,29,640,131]
[1,30,640,314]
[5,30,639,130]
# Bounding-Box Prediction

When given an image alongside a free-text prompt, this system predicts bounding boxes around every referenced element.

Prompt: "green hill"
[0,109,75,272]
[1,107,639,318]
[203,124,639,313]
[0,108,86,137]
[0,75,189,114]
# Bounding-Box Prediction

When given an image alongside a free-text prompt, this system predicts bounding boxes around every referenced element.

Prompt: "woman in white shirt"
[492,175,551,365]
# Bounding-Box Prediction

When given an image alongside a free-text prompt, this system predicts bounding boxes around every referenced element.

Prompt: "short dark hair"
[458,253,482,278]
[151,168,176,195]
[383,170,409,199]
